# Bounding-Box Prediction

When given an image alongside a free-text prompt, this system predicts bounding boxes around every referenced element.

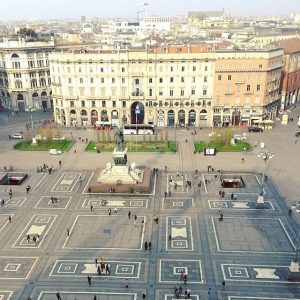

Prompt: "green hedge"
[14,140,73,151]
[86,141,177,152]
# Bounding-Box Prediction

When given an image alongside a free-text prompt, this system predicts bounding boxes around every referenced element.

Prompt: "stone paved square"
[0,291,13,300]
[159,259,204,283]
[163,198,194,210]
[212,217,295,253]
[63,215,145,250]
[36,292,137,300]
[35,196,72,209]
[0,257,38,279]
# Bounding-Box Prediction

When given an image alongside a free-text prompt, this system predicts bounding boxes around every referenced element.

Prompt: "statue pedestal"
[98,147,143,184]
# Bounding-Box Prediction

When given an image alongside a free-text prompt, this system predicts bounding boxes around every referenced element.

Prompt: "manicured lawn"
[194,141,251,152]
[86,141,177,152]
[14,140,73,151]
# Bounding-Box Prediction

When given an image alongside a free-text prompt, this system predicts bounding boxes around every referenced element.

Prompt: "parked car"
[53,136,66,140]
[9,133,23,139]
[295,132,300,137]
[49,149,62,155]
[248,126,263,132]
[234,134,247,141]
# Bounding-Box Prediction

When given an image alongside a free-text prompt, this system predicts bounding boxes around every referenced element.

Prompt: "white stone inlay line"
[253,268,279,279]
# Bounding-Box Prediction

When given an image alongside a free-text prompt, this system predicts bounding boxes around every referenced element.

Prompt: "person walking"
[90,204,93,212]
[148,241,152,252]
[9,189,12,199]
[241,157,244,164]
[93,295,97,300]
[66,228,70,236]
[108,208,111,216]
[26,185,31,194]
[87,275,92,286]
[128,210,131,219]
[56,292,62,300]
[114,207,118,213]
[8,215,12,223]
[144,241,148,251]
[134,215,137,224]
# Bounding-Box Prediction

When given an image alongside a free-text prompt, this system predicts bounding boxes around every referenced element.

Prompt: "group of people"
[95,257,110,275]
[174,286,191,299]
[26,233,40,244]
[144,241,152,251]
[37,163,53,174]
[51,197,59,205]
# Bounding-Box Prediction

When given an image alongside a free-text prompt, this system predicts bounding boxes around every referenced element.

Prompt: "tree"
[17,28,38,39]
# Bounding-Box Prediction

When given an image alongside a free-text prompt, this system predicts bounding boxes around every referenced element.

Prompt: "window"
[102,100,106,107]
[204,66,208,71]
[92,101,95,107]
[181,77,184,83]
[256,85,261,91]
[228,75,232,81]
[218,75,222,81]
[70,101,74,107]
[169,89,174,96]
[80,78,83,84]
[203,89,207,96]
[122,78,125,83]
[81,101,85,107]
[247,85,251,92]
[181,66,185,72]
[100,68,104,72]
[149,78,153,83]
[204,76,207,83]
[159,78,163,83]
[149,88,153,96]
[259,64,262,69]
[170,66,174,72]
[191,89,195,95]
[159,91,163,96]
[101,78,104,83]
[170,77,174,83]
[68,78,72,84]
[192,66,196,71]
[90,78,94,84]
[180,90,184,96]
[122,101,126,108]
[112,101,116,107]
[112,78,115,83]
[78,67,81,73]
[121,67,125,72]
[192,77,196,83]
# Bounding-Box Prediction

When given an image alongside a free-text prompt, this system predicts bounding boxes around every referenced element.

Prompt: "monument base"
[87,167,153,194]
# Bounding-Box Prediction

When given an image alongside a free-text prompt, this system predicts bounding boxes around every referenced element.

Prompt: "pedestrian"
[95,258,98,267]
[27,297,32,300]
[108,208,111,216]
[142,293,146,299]
[66,228,70,236]
[183,274,187,284]
[148,241,151,251]
[168,234,172,241]
[90,204,93,212]
[180,270,184,280]
[134,215,137,224]
[168,190,171,197]
[164,191,167,197]
[26,185,31,194]
[32,236,37,244]
[97,265,101,275]
[87,275,92,286]
[8,215,12,223]
[59,160,62,167]
[9,189,12,199]
[128,210,131,219]
[27,234,30,243]
[93,295,97,300]
[218,203,221,212]
[165,165,167,172]
[222,190,225,198]
[187,288,191,298]
[105,263,110,274]
[125,278,129,288]
[56,292,62,300]
[114,207,118,213]
[231,193,234,200]
[233,194,237,200]
[218,190,222,199]
[154,217,159,224]
[74,149,77,154]
[79,176,82,184]
[144,241,148,251]
[241,157,244,163]
[1,199,5,207]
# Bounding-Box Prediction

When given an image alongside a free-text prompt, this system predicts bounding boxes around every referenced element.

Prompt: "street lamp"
[135,104,140,150]
[257,148,275,193]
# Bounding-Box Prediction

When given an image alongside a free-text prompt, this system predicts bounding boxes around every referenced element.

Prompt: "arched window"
[11,53,19,58]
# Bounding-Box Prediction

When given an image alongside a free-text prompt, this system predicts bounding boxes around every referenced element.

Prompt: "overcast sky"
[1,0,299,20]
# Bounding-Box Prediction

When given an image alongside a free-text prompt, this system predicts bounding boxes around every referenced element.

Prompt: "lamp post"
[28,107,34,138]
[135,104,140,150]
[257,148,274,193]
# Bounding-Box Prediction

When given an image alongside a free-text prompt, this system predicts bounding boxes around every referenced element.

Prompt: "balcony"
[235,80,244,84]
[224,90,234,95]
[131,92,144,100]
[244,91,253,95]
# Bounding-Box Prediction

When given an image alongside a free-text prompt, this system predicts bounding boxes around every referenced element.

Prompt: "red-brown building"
[273,38,300,111]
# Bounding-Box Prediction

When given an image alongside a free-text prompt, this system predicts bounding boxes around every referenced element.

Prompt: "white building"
[140,16,171,33]
[0,37,55,111]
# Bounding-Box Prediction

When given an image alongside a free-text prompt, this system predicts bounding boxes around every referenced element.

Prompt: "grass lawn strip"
[14,140,73,151]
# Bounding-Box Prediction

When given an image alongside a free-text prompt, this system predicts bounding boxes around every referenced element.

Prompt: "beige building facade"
[0,38,55,111]
[49,45,283,128]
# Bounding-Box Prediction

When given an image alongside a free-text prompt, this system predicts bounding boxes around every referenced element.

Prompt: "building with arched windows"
[49,45,283,128]
[0,37,55,111]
